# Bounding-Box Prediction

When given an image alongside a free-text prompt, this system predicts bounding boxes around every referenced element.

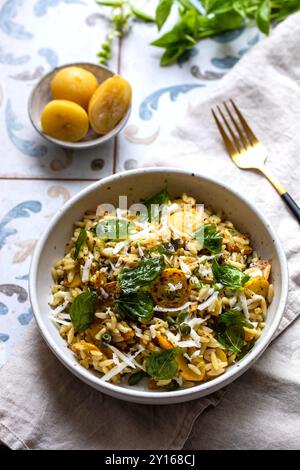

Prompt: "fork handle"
[281,192,300,223]
[259,166,300,223]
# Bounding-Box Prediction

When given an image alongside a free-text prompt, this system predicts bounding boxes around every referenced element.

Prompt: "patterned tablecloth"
[0,0,262,366]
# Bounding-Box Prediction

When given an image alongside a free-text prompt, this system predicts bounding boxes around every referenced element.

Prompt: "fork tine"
[230,99,259,145]
[211,108,237,157]
[216,105,242,153]
[223,101,249,150]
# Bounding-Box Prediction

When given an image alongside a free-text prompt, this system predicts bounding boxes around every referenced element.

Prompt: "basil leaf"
[150,242,175,256]
[70,291,97,333]
[131,6,154,23]
[92,218,134,240]
[203,224,222,253]
[217,309,251,353]
[115,292,154,323]
[146,348,179,381]
[144,188,169,222]
[156,0,174,30]
[212,259,250,288]
[74,229,87,259]
[238,338,255,360]
[256,0,271,34]
[118,257,164,293]
[195,223,223,254]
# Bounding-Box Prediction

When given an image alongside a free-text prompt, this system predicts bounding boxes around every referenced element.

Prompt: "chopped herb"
[146,348,179,381]
[179,323,191,335]
[128,370,146,386]
[177,310,189,324]
[70,291,97,333]
[164,379,179,391]
[150,242,175,256]
[101,332,112,347]
[238,338,256,359]
[74,229,87,259]
[212,259,250,289]
[118,256,164,293]
[115,292,154,323]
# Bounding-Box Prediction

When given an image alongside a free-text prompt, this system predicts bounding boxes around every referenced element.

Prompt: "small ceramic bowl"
[29,168,288,404]
[28,62,131,149]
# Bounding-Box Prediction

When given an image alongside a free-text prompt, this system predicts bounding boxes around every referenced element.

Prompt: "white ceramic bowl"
[29,168,288,404]
[28,62,131,149]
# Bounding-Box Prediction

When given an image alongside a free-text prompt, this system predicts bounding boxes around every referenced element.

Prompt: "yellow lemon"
[41,99,89,142]
[88,74,132,135]
[51,66,98,109]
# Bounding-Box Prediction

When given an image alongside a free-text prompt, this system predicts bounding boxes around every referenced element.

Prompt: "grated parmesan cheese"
[197,291,218,311]
[81,253,94,282]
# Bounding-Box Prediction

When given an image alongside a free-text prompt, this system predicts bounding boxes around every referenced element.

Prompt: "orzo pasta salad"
[49,189,273,391]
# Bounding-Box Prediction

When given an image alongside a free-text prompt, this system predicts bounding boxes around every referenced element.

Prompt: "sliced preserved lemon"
[245,277,269,297]
[88,75,132,135]
[151,268,190,308]
[177,355,205,381]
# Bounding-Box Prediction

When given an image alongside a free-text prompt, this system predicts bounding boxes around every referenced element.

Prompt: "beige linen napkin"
[0,13,299,450]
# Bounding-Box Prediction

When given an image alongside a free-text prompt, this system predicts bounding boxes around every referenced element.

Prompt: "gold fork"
[212,99,300,223]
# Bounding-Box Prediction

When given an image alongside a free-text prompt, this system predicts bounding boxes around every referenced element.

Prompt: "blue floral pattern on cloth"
[0,0,33,39]
[139,84,204,121]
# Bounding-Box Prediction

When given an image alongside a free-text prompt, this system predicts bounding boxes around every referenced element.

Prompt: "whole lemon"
[41,99,89,142]
[51,66,98,110]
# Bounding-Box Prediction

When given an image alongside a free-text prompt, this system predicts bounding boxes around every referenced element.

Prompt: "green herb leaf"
[256,0,271,34]
[156,0,174,30]
[217,309,251,353]
[195,223,223,254]
[238,338,256,359]
[70,291,97,333]
[146,348,179,380]
[74,229,87,259]
[115,292,154,323]
[118,256,164,293]
[131,6,155,23]
[92,218,134,240]
[150,242,175,256]
[128,370,146,385]
[96,0,124,6]
[212,259,250,288]
[144,188,169,222]
[203,224,223,253]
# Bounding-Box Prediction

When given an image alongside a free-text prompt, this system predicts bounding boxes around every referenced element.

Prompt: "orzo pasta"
[49,189,273,391]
